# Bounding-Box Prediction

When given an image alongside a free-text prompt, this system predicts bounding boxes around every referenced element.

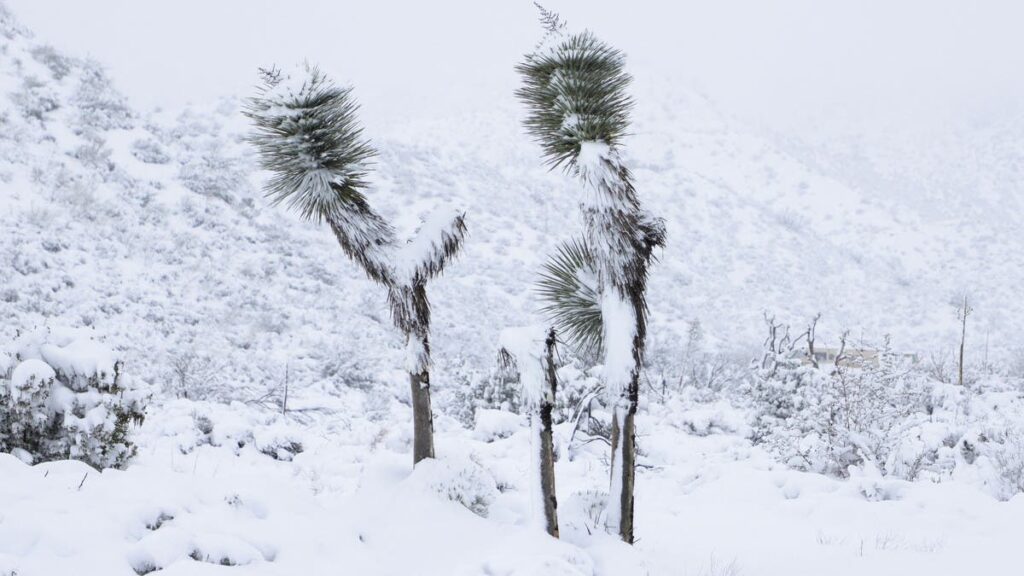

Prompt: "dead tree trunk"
[539,328,560,538]
[957,295,972,387]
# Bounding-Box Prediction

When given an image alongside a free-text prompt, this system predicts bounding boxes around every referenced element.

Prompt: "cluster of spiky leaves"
[246,66,378,222]
[537,239,603,357]
[515,24,633,170]
[246,64,466,343]
[245,65,397,284]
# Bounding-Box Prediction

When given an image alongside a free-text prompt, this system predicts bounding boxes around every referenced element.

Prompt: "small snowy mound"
[474,408,524,442]
[1,327,148,469]
[405,456,500,517]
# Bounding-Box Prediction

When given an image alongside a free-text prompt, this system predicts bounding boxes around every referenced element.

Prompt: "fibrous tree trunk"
[618,370,638,543]
[498,325,561,537]
[539,328,560,538]
[607,369,638,543]
[409,361,435,464]
[407,283,436,465]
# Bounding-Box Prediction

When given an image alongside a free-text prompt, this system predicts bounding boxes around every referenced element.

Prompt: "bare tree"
[956,294,973,386]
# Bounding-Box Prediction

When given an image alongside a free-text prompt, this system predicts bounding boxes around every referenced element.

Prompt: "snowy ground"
[3,395,1024,575]
[2,2,1024,575]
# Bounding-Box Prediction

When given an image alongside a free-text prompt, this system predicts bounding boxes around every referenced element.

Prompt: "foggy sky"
[9,0,1024,136]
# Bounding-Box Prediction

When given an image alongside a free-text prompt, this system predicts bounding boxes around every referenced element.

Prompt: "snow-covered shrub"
[553,363,602,424]
[989,426,1024,500]
[406,456,499,517]
[177,148,246,204]
[0,327,148,468]
[73,61,133,130]
[253,423,304,462]
[752,359,933,477]
[440,368,484,428]
[149,400,306,462]
[561,489,608,531]
[11,76,60,121]
[165,351,227,401]
[30,44,73,80]
[0,0,25,39]
[473,408,523,442]
[748,319,933,477]
[73,138,115,172]
[462,355,600,428]
[131,137,171,164]
[669,397,748,437]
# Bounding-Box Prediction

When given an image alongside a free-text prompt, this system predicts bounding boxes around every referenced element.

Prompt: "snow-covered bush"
[406,456,499,517]
[30,44,73,80]
[463,367,521,417]
[131,137,170,164]
[0,328,148,469]
[11,75,60,121]
[177,147,246,204]
[73,137,114,173]
[748,318,932,478]
[463,355,600,428]
[73,60,133,130]
[473,408,523,442]
[990,425,1024,500]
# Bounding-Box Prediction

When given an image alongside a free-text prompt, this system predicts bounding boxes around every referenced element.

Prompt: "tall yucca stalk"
[518,8,665,543]
[245,64,466,465]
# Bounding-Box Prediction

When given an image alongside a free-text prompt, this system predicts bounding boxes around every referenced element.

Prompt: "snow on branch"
[393,206,467,284]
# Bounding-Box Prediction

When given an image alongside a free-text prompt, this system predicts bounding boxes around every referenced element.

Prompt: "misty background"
[8,0,1022,360]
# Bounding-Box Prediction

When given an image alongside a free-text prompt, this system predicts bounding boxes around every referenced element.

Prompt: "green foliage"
[244,65,378,224]
[1,331,148,470]
[537,239,603,357]
[516,20,633,171]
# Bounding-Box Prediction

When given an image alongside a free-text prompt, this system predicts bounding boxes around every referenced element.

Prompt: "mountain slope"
[2,0,1020,413]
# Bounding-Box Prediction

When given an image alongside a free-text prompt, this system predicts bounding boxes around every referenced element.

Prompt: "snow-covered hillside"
[2,2,1024,575]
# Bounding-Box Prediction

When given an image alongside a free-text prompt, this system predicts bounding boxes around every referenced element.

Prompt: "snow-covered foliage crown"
[245,65,380,225]
[515,12,633,171]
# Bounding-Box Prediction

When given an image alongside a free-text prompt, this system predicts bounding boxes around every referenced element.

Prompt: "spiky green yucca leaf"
[245,64,398,286]
[516,28,633,171]
[537,239,603,357]
[244,65,378,223]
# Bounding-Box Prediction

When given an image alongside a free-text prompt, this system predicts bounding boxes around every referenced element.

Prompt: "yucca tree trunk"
[407,282,436,466]
[539,328,560,537]
[607,333,641,543]
[618,371,639,543]
[409,367,435,465]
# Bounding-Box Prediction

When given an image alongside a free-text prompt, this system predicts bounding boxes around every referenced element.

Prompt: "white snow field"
[2,1,1023,575]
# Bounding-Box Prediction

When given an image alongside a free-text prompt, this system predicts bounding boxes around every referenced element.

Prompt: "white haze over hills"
[7,0,1022,364]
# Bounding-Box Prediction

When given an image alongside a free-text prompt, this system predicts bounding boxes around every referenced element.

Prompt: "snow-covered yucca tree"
[498,326,560,537]
[517,7,666,543]
[245,65,466,465]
